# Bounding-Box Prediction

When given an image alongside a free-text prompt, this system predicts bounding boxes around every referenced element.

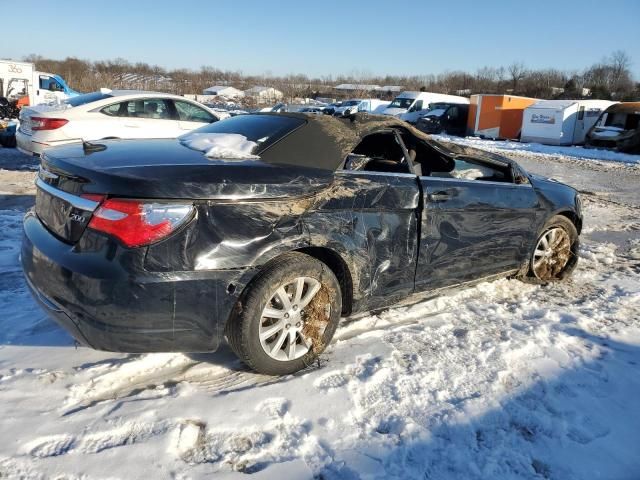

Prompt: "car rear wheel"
[522,215,579,284]
[226,252,342,375]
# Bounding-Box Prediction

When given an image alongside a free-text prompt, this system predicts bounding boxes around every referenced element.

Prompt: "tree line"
[22,51,639,103]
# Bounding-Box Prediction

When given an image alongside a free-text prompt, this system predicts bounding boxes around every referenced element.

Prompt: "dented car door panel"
[306,171,420,311]
[417,177,539,289]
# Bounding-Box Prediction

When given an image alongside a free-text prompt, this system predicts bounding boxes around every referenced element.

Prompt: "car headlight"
[575,193,582,214]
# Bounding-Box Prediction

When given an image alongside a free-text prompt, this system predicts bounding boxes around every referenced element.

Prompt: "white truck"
[333,98,391,117]
[0,60,78,109]
[382,91,469,124]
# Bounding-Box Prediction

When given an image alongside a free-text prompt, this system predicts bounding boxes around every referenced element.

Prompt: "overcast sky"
[2,0,639,79]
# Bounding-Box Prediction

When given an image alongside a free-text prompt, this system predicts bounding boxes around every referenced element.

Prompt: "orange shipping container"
[467,94,538,140]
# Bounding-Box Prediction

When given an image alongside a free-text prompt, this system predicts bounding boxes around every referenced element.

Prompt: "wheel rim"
[259,277,324,362]
[532,227,572,280]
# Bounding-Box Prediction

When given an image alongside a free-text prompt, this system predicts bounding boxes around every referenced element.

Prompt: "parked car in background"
[22,113,582,375]
[333,99,362,117]
[333,99,391,117]
[299,106,325,114]
[322,102,343,116]
[382,91,469,124]
[16,89,221,155]
[585,102,640,153]
[416,103,470,136]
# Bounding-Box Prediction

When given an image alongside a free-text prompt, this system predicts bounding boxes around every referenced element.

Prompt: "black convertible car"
[22,113,582,375]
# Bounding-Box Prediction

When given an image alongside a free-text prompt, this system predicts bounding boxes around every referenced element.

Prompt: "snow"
[421,108,446,118]
[23,101,72,114]
[591,127,624,138]
[180,133,260,160]
[1,142,640,478]
[434,134,640,165]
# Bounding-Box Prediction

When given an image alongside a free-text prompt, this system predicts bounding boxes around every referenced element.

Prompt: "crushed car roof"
[258,112,450,171]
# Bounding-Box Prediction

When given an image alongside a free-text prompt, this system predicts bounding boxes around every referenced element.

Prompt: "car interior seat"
[407,149,422,176]
[144,102,159,118]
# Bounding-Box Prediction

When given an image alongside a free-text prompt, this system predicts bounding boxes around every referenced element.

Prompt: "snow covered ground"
[0,142,639,479]
[434,134,640,166]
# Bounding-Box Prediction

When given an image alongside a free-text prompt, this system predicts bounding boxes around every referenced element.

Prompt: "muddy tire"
[520,215,579,284]
[226,252,342,375]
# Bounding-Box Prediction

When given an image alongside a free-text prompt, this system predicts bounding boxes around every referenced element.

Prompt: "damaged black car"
[22,113,582,375]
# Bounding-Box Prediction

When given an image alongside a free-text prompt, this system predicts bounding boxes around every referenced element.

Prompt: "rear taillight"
[87,198,194,248]
[31,117,69,131]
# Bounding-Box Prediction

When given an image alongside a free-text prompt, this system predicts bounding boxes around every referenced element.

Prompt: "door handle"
[428,191,450,202]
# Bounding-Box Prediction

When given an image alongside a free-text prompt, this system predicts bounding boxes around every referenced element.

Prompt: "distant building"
[334,83,381,92]
[203,85,244,98]
[244,86,283,104]
[379,85,404,93]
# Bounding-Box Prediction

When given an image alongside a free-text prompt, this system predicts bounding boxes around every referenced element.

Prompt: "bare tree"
[609,50,633,94]
[507,62,527,93]
[20,51,637,105]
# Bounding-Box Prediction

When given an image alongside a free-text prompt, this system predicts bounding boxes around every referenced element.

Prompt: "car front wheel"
[522,215,579,284]
[226,252,342,375]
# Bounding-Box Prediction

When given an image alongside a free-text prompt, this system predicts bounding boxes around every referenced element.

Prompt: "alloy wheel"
[532,227,572,280]
[258,277,325,361]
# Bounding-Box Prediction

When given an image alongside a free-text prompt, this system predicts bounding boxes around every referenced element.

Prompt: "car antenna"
[82,139,107,154]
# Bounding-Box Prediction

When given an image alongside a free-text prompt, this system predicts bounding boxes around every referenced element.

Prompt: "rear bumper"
[16,131,80,156]
[16,130,38,155]
[21,211,253,352]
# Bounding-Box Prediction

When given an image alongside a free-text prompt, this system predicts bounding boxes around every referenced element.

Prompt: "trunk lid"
[18,108,35,135]
[36,139,333,243]
[35,166,100,243]
[40,139,333,200]
[19,104,72,135]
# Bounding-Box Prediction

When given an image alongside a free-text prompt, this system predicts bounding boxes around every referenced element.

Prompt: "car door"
[121,98,182,138]
[37,75,67,104]
[172,100,217,132]
[311,130,421,309]
[403,99,424,124]
[416,156,539,290]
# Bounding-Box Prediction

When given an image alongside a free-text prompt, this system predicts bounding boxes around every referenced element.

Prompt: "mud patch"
[302,285,332,354]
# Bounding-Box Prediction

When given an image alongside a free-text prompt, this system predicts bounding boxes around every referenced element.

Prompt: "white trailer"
[521,99,616,145]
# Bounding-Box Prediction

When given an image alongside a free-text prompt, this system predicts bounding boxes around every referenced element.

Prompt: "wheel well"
[557,211,582,234]
[296,247,353,315]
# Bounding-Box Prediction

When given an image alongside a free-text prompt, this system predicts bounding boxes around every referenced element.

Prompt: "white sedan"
[16,89,226,156]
